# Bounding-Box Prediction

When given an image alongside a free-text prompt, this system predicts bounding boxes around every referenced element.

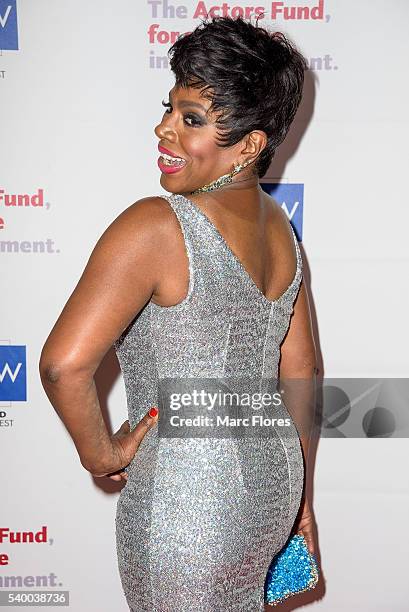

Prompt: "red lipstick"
[157,144,187,175]
[158,145,185,158]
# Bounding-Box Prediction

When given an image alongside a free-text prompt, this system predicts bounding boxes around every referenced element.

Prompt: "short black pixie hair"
[167,16,307,178]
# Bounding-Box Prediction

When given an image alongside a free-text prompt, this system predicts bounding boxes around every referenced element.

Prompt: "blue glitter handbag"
[264,533,319,606]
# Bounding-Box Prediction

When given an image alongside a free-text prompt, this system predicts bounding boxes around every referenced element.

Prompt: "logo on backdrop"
[147,1,335,71]
[261,183,304,240]
[0,345,26,402]
[0,187,59,254]
[0,1,18,51]
[0,188,45,208]
[0,525,69,594]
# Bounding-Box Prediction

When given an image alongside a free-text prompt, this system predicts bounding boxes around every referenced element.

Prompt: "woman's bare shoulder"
[113,195,176,226]
[96,195,179,249]
[263,192,295,240]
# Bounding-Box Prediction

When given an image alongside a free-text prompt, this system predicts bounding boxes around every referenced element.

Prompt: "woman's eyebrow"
[168,90,207,111]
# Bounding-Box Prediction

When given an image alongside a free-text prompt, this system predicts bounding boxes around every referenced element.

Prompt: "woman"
[39,15,317,611]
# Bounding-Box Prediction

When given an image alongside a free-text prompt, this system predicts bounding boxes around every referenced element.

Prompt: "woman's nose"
[155,125,175,143]
[153,122,163,139]
[154,121,175,142]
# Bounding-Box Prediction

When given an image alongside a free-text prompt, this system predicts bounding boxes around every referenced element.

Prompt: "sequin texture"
[113,193,304,611]
[264,534,319,606]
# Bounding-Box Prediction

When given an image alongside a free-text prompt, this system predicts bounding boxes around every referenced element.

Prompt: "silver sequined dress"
[114,193,304,611]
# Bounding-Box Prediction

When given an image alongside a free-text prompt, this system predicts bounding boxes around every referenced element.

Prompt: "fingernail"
[149,407,158,417]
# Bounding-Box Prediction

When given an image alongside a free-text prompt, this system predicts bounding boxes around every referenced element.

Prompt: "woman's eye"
[161,100,202,127]
[184,114,202,127]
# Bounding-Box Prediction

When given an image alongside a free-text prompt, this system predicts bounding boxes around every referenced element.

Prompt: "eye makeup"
[161,99,205,127]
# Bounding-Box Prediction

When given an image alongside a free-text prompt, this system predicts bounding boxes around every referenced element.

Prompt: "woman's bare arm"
[279,280,318,554]
[279,281,317,469]
[39,197,175,474]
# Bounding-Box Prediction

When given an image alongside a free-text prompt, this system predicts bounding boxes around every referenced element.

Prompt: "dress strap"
[288,223,303,279]
[155,193,195,306]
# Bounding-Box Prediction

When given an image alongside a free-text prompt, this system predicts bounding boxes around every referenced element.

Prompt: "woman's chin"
[159,174,193,195]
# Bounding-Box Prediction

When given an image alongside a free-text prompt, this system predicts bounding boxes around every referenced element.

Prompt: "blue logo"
[0,345,26,401]
[261,183,304,240]
[0,1,18,51]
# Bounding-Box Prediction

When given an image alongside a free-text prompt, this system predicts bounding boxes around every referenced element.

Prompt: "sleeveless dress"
[113,192,304,611]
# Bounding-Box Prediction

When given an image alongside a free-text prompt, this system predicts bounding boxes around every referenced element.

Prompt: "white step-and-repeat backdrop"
[1,1,408,610]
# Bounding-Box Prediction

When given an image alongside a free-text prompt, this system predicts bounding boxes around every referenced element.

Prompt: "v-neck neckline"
[174,193,300,306]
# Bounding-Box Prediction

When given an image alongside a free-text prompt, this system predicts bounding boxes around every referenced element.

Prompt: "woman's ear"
[241,130,267,161]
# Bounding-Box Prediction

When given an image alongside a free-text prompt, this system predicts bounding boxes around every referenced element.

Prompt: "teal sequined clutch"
[264,534,319,606]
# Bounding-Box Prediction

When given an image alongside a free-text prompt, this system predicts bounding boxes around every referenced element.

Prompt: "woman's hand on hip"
[90,407,159,481]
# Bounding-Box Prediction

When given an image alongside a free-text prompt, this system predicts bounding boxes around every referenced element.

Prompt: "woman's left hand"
[90,409,159,482]
[101,419,132,482]
[292,496,316,556]
[103,432,129,482]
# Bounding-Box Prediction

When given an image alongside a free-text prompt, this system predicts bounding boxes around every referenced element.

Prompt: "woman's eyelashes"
[161,100,203,127]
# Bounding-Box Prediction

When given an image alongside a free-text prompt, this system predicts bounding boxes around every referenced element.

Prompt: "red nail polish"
[149,407,158,417]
